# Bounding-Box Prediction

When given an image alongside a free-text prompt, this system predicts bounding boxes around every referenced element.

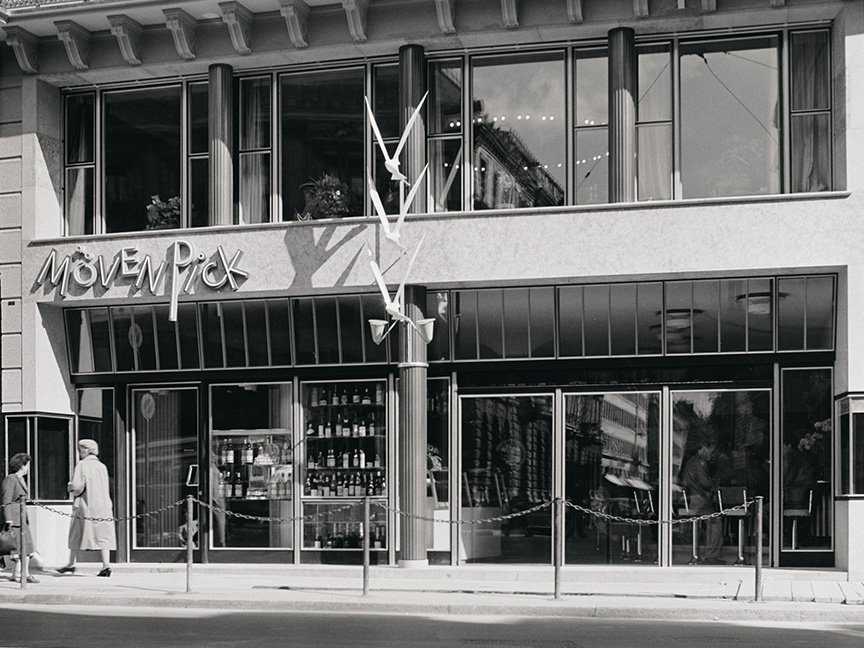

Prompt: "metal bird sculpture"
[365,92,428,183]
[367,234,426,338]
[367,164,428,251]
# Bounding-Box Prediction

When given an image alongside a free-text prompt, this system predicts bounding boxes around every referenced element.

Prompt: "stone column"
[208,63,234,226]
[608,27,637,203]
[398,284,428,566]
[399,44,427,212]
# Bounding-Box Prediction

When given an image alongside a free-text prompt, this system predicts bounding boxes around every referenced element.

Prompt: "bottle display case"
[210,383,294,549]
[301,379,388,550]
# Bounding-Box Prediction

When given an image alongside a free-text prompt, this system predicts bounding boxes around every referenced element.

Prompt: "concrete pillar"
[399,44,427,212]
[208,63,234,226]
[608,27,637,203]
[398,284,428,566]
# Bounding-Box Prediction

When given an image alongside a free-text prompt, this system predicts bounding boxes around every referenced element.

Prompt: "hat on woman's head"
[78,439,99,456]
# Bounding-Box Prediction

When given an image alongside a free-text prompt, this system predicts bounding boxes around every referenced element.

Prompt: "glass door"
[563,392,661,565]
[131,386,199,560]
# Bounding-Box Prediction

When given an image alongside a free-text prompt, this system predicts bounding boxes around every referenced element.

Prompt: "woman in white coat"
[57,439,116,577]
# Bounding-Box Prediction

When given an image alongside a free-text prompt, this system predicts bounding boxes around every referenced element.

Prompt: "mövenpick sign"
[35,240,249,321]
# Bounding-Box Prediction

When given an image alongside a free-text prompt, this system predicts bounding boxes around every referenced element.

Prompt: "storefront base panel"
[779,551,834,568]
[299,551,389,566]
[207,550,295,564]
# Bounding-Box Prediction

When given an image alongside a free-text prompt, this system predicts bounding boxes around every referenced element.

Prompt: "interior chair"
[783,487,813,550]
[717,486,748,565]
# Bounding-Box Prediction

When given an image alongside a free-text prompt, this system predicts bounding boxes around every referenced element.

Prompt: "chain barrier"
[564,499,753,527]
[28,497,754,528]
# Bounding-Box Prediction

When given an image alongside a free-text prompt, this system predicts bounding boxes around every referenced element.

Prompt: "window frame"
[3,414,74,502]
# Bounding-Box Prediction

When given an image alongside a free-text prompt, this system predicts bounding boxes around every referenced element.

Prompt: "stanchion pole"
[363,496,370,596]
[754,496,763,602]
[554,498,562,600]
[18,499,26,591]
[186,495,194,594]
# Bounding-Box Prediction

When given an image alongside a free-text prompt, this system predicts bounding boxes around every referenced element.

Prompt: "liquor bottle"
[324,419,332,437]
[282,439,293,464]
[321,475,331,498]
[309,474,319,498]
[243,438,253,465]
[303,476,311,497]
[219,440,227,465]
[309,386,319,407]
[331,388,339,406]
[348,474,356,497]
[269,475,280,499]
[317,420,324,436]
[374,453,381,468]
[358,418,367,437]
[368,415,376,436]
[340,388,348,406]
[327,449,336,468]
[316,452,324,469]
[335,417,343,437]
[352,449,359,468]
[351,415,360,438]
[216,471,225,498]
[342,415,351,437]
[308,453,316,469]
[234,470,245,498]
[314,534,323,549]
[375,382,384,404]
[358,448,366,468]
[361,387,371,405]
[341,450,350,469]
[306,420,315,437]
[352,387,360,404]
[337,474,345,497]
[226,440,236,465]
[365,474,375,496]
[319,388,328,406]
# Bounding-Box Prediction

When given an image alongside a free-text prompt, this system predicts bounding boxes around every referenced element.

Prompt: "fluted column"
[608,27,637,203]
[398,285,428,566]
[399,44,427,213]
[209,63,234,226]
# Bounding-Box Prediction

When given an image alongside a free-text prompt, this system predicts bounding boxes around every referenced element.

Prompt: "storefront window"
[427,379,450,552]
[239,77,272,224]
[281,69,365,220]
[637,44,672,201]
[64,93,95,236]
[4,415,72,501]
[680,37,780,199]
[777,275,835,351]
[77,388,117,508]
[671,390,770,566]
[564,393,660,564]
[104,86,182,233]
[781,369,832,550]
[210,383,294,549]
[574,50,608,205]
[429,60,463,212]
[790,30,832,193]
[293,295,390,365]
[188,82,209,228]
[471,53,566,209]
[460,395,553,563]
[66,308,113,374]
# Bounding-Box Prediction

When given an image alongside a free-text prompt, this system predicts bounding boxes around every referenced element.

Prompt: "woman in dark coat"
[1,453,38,583]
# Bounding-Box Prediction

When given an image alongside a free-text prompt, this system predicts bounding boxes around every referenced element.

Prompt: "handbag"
[0,523,18,556]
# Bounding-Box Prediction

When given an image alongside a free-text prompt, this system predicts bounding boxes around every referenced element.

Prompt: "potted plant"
[146,195,181,230]
[296,174,352,220]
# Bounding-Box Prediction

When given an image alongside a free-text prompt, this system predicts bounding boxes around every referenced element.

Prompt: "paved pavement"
[1,563,863,622]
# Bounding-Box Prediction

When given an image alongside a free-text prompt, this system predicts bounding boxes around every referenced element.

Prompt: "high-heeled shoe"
[56,565,76,574]
[96,567,111,578]
[9,574,38,583]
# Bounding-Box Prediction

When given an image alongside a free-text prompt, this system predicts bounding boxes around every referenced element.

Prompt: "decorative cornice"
[701,0,717,11]
[278,0,309,49]
[163,7,197,60]
[633,0,649,18]
[501,0,518,29]
[55,20,89,71]
[566,0,583,24]
[219,1,253,55]
[2,26,38,74]
[433,0,456,34]
[107,14,143,66]
[341,0,368,44]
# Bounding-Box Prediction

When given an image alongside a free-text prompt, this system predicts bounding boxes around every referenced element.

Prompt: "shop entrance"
[130,386,200,562]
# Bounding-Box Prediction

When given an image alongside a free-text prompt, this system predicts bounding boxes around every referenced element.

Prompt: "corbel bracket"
[341,0,368,44]
[163,8,197,60]
[701,0,716,11]
[55,20,89,71]
[566,0,583,23]
[433,0,456,34]
[220,1,253,55]
[108,14,143,65]
[2,26,38,74]
[501,0,518,29]
[278,0,310,49]
[633,0,649,18]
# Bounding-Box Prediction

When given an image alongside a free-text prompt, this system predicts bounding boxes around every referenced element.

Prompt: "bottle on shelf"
[303,476,311,497]
[348,474,356,497]
[366,473,375,496]
[319,388,328,406]
[352,449,359,468]
[269,475,280,499]
[375,382,384,405]
[361,387,372,405]
[368,415,376,436]
[331,388,339,406]
[306,420,315,437]
[243,438,253,465]
[358,448,366,468]
[342,414,351,437]
[226,440,236,465]
[233,469,245,498]
[219,440,227,465]
[282,438,293,464]
[308,453,316,469]
[309,386,319,407]
[351,415,360,437]
[327,449,336,468]
[341,450,350,469]
[340,388,349,406]
[352,387,360,404]
[317,420,325,436]
[359,418,367,437]
[324,419,332,437]
[374,453,381,468]
[335,417,343,437]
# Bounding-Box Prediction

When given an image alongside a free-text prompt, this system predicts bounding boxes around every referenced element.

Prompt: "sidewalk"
[1,563,864,621]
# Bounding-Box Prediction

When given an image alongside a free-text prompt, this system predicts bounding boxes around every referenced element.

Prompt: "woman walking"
[2,453,39,583]
[57,439,116,577]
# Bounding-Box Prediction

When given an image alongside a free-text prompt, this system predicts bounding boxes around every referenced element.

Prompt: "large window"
[4,415,72,501]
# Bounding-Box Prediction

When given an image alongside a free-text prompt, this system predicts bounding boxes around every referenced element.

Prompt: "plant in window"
[145,195,181,230]
[296,174,352,220]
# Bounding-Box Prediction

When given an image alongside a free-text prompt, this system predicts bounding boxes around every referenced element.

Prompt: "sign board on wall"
[35,240,249,321]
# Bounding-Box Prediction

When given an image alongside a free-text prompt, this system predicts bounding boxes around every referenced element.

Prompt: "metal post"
[754,496,763,602]
[18,499,26,590]
[186,495,194,593]
[363,496,370,596]
[554,498,562,600]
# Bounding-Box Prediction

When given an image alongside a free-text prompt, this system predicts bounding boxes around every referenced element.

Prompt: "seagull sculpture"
[368,164,428,251]
[367,234,426,339]
[365,92,428,183]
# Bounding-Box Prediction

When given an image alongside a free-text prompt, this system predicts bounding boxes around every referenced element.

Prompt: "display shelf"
[302,500,388,550]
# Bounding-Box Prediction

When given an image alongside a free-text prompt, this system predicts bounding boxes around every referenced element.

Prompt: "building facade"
[1,0,863,574]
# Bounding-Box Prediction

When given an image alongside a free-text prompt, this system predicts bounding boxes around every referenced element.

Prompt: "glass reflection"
[564,393,660,565]
[427,379,450,551]
[680,38,780,199]
[460,396,553,563]
[472,53,566,209]
[672,390,770,565]
[429,60,462,135]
